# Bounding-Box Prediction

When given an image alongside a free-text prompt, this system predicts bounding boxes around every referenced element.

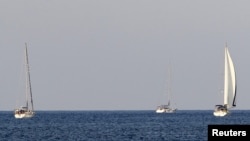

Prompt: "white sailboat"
[156,64,177,113]
[14,43,35,119]
[213,44,237,117]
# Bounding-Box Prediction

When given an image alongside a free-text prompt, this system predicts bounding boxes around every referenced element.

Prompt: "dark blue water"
[0,110,250,141]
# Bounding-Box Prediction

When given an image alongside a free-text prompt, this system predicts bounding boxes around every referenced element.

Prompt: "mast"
[167,61,172,106]
[223,46,228,107]
[25,43,34,111]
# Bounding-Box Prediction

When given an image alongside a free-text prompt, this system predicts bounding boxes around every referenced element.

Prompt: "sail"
[25,44,34,111]
[223,47,236,108]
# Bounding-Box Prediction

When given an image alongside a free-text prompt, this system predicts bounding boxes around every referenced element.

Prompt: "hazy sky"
[1,1,250,110]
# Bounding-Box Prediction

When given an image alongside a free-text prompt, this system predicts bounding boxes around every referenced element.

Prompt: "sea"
[0,110,250,141]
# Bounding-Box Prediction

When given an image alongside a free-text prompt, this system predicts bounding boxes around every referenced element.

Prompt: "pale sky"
[0,0,250,110]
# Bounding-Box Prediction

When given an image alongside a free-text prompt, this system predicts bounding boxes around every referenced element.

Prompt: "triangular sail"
[25,43,34,111]
[223,47,236,109]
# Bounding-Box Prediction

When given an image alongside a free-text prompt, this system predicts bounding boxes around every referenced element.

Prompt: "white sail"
[14,43,35,119]
[223,47,237,108]
[213,44,236,117]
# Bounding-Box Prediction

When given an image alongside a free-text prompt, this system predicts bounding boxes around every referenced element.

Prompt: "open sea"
[0,110,250,141]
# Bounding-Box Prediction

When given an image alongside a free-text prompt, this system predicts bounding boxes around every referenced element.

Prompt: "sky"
[0,0,250,111]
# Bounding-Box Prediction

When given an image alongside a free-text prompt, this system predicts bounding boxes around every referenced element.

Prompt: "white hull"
[156,108,177,113]
[213,110,228,117]
[14,111,35,119]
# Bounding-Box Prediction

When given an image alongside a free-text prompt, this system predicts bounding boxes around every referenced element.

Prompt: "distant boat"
[156,64,177,113]
[213,44,237,117]
[14,43,35,119]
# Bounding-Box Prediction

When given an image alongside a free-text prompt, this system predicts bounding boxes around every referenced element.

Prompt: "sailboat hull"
[213,110,228,117]
[14,111,35,119]
[156,105,177,113]
[156,108,176,113]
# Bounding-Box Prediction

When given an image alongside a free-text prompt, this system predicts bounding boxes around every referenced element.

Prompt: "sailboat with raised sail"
[213,44,237,117]
[14,43,35,119]
[156,64,177,113]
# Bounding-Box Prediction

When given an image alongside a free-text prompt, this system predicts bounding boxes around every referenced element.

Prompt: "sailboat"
[156,64,177,113]
[14,43,35,119]
[213,44,237,117]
